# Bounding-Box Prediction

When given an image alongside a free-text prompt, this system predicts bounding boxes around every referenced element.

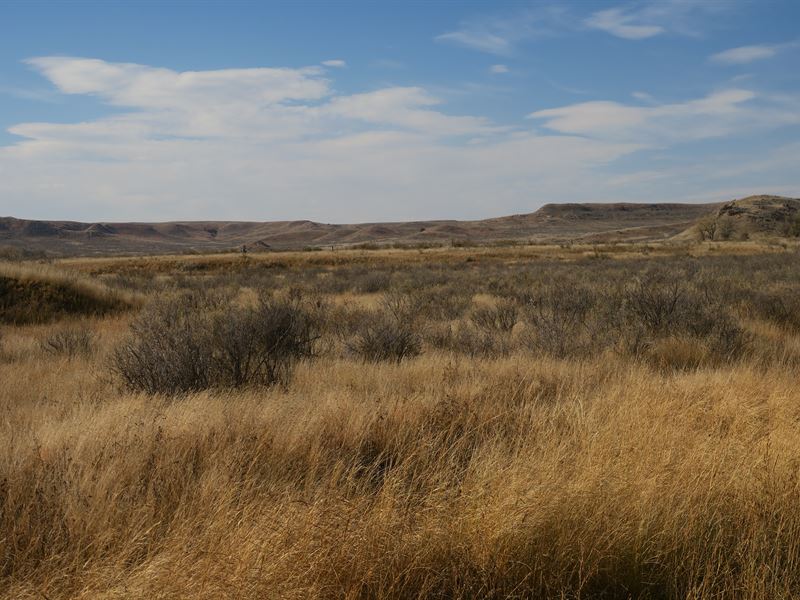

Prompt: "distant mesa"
[0,194,796,257]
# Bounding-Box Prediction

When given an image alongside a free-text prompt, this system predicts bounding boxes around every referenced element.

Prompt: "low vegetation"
[0,262,135,324]
[112,292,318,394]
[2,242,800,599]
[39,324,95,359]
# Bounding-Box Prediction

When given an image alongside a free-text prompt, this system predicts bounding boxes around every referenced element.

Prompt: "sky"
[0,0,799,223]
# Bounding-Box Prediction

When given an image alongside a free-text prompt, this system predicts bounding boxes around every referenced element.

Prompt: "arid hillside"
[0,200,727,257]
[682,195,800,241]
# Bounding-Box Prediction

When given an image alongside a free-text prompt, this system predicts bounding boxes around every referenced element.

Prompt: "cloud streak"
[709,42,798,65]
[585,0,735,40]
[584,8,663,40]
[436,0,738,53]
[529,89,800,144]
[435,6,569,55]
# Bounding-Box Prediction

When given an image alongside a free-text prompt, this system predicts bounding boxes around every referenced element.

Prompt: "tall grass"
[0,261,137,324]
[2,355,800,598]
[2,246,800,599]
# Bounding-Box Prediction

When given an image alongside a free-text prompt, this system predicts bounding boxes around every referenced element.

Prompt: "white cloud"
[584,8,663,40]
[0,56,641,221]
[710,45,777,65]
[709,42,798,65]
[490,64,509,74]
[529,89,800,144]
[322,59,347,68]
[1,56,798,223]
[26,57,328,107]
[320,87,502,136]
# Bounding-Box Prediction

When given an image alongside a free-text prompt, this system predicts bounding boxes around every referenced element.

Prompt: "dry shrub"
[425,322,511,358]
[619,272,748,365]
[522,285,597,358]
[749,289,800,330]
[0,246,23,261]
[347,315,422,363]
[455,324,512,357]
[112,292,317,393]
[624,271,688,334]
[347,292,422,363]
[354,270,392,294]
[39,324,94,359]
[470,299,518,334]
[412,286,472,321]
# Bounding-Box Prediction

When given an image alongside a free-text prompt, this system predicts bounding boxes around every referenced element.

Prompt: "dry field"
[3,241,800,599]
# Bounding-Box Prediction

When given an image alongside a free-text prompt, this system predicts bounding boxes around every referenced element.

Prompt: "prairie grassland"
[0,262,138,325]
[2,243,800,599]
[56,239,797,275]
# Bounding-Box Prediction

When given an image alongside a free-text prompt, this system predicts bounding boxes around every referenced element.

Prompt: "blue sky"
[0,0,798,222]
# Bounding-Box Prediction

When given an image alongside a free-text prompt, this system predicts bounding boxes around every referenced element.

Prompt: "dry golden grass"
[54,238,798,276]
[0,261,139,324]
[2,245,800,599]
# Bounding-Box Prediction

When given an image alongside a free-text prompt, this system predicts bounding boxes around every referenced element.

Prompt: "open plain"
[3,238,800,599]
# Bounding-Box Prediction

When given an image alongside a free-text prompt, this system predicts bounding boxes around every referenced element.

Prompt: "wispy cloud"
[489,64,509,74]
[435,30,514,55]
[585,0,734,40]
[584,8,663,40]
[321,59,346,68]
[529,89,800,143]
[632,91,656,103]
[320,87,501,136]
[438,0,737,54]
[435,5,570,55]
[0,84,62,103]
[710,42,798,65]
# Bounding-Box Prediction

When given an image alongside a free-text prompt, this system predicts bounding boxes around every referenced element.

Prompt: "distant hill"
[677,195,800,241]
[1,197,782,257]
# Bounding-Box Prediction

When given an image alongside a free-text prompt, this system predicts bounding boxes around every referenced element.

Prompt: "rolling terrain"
[1,200,730,257]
